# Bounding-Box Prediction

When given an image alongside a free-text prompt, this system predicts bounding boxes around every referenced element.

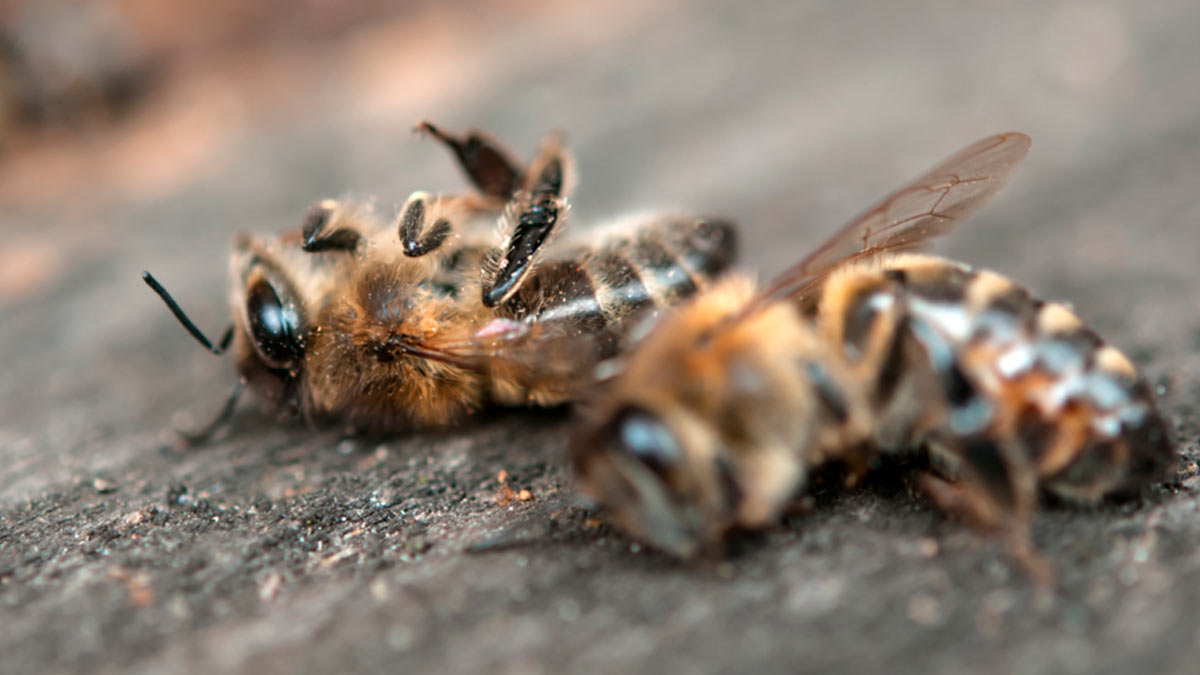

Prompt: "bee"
[143,123,736,439]
[569,132,1174,583]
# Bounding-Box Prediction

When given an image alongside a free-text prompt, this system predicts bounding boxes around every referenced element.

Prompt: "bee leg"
[481,137,571,307]
[918,439,1055,589]
[397,191,457,257]
[416,121,521,200]
[839,442,877,489]
[175,378,247,447]
[300,200,366,253]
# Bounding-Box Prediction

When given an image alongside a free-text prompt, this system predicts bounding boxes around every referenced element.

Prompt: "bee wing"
[404,319,606,393]
[747,132,1031,313]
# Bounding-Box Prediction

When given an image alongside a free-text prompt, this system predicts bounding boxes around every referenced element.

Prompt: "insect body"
[570,133,1174,579]
[144,123,736,436]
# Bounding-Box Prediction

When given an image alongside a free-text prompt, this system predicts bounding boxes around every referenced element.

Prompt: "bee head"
[142,237,312,437]
[227,235,318,409]
[568,277,818,558]
[571,401,741,559]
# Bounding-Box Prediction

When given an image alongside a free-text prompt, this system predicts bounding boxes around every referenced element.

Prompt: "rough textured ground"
[3,1,1200,673]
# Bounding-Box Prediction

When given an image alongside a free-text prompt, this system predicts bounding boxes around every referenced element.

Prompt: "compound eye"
[246,278,303,367]
[612,406,681,479]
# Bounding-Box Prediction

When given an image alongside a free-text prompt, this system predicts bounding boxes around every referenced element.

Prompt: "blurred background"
[2,1,1200,673]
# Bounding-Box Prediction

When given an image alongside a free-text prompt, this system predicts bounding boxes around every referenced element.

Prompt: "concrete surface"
[2,1,1200,673]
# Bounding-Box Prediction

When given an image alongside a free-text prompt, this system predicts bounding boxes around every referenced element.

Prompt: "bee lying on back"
[144,123,736,438]
[570,133,1174,584]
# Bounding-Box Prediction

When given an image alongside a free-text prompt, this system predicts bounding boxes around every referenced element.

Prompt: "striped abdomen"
[499,217,737,358]
[820,254,1174,502]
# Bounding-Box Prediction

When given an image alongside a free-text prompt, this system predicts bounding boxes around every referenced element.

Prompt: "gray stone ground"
[3,1,1200,673]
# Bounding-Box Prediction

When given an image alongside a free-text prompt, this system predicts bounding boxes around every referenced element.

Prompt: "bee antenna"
[177,378,246,446]
[142,271,233,355]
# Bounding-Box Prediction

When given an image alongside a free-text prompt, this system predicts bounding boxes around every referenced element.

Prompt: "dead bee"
[143,123,736,439]
[570,132,1174,583]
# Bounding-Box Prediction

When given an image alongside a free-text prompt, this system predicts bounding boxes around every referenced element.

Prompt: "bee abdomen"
[507,259,620,355]
[890,257,1173,500]
[823,255,1173,500]
[503,217,737,358]
[978,302,1174,501]
[622,217,737,305]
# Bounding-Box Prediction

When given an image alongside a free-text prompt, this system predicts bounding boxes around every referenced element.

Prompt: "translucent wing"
[746,132,1031,313]
[387,318,606,396]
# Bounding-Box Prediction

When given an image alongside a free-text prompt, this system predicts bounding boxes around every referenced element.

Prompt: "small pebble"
[907,594,943,626]
[919,538,939,558]
[369,577,390,602]
[259,571,283,602]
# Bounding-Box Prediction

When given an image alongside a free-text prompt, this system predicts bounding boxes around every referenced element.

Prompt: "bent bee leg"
[415,123,578,307]
[416,121,522,200]
[396,191,477,258]
[921,436,1053,588]
[481,134,573,307]
[175,379,248,447]
[300,200,376,253]
[903,308,1053,585]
